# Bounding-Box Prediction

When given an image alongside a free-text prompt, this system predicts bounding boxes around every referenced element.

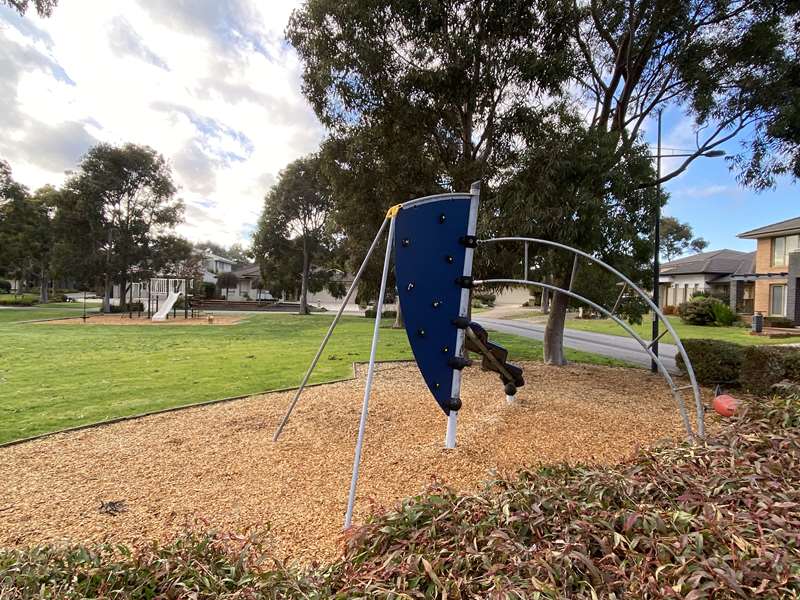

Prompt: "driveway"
[475,317,680,374]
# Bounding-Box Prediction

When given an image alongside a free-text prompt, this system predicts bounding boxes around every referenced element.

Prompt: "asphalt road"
[475,317,680,374]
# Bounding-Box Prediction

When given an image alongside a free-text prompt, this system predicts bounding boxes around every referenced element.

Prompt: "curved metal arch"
[477,236,704,439]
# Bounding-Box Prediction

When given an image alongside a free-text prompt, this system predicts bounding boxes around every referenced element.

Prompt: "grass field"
[564,314,800,346]
[0,308,623,444]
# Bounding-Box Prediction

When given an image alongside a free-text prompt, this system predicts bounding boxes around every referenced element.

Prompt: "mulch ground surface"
[36,314,243,326]
[0,362,713,563]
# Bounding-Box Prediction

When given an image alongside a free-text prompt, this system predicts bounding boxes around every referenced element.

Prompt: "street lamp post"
[649,110,725,372]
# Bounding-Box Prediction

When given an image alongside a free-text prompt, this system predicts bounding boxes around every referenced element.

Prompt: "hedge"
[364,308,397,319]
[678,338,800,393]
[676,339,744,385]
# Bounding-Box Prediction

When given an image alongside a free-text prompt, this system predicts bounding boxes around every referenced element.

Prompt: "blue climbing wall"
[394,196,473,415]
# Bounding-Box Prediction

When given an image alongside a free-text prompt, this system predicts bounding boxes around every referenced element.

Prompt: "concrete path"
[475,317,680,374]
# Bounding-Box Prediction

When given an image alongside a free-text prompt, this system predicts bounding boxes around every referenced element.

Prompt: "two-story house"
[736,217,800,324]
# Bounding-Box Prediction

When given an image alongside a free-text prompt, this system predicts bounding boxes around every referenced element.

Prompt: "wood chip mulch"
[36,314,243,326]
[0,362,713,563]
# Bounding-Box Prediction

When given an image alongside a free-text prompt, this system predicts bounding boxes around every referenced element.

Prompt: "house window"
[769,284,787,316]
[771,235,800,267]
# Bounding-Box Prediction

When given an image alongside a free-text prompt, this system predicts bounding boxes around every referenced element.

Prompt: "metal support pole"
[344,216,396,529]
[273,218,390,442]
[652,109,662,373]
[523,241,529,279]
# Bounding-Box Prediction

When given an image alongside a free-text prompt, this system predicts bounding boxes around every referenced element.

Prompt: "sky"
[0,0,797,253]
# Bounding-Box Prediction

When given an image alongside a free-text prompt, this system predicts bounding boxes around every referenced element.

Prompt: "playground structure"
[121,277,200,321]
[272,182,704,528]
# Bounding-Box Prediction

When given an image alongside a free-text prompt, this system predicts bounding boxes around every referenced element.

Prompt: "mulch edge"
[0,360,414,449]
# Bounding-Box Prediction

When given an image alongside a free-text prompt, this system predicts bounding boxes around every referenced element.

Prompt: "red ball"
[713,394,738,417]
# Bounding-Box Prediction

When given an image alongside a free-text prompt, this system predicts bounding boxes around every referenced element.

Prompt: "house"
[658,249,755,311]
[201,251,235,284]
[736,216,800,323]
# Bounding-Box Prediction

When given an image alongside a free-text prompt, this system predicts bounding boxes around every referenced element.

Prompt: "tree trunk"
[102,273,112,313]
[39,269,49,304]
[392,300,404,328]
[543,289,569,365]
[119,274,127,312]
[299,238,310,315]
[541,287,550,313]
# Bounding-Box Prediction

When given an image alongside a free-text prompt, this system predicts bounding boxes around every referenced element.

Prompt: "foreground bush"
[676,338,744,385]
[3,396,800,598]
[0,294,38,306]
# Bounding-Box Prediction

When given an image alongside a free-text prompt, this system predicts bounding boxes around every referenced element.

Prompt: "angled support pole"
[272,218,389,442]
[344,210,397,529]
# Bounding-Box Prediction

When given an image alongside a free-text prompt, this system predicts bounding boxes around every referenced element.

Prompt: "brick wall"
[753,237,789,315]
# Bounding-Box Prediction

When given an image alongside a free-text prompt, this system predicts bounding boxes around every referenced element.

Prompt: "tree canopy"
[660,216,709,261]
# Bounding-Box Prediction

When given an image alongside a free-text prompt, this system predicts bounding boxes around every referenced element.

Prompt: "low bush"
[107,302,145,314]
[661,304,677,315]
[3,395,800,597]
[364,308,397,319]
[709,299,737,326]
[676,338,744,385]
[472,292,496,307]
[678,296,739,327]
[0,279,11,294]
[0,294,38,306]
[740,345,800,395]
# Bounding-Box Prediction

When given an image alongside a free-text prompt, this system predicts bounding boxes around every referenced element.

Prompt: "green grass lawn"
[0,309,622,444]
[564,314,800,346]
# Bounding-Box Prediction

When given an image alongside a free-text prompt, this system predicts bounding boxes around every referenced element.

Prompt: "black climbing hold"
[417,328,426,337]
[448,356,470,370]
[402,238,410,247]
[434,382,440,389]
[439,213,446,223]
[442,346,449,354]
[432,300,441,308]
[445,255,454,264]
[455,275,474,289]
[448,397,462,411]
[407,282,415,291]
[459,235,478,248]
[452,316,470,329]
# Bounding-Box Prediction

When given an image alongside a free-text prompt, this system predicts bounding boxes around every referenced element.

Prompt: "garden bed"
[0,362,712,562]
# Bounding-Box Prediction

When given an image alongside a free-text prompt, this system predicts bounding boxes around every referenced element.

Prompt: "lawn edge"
[0,359,414,449]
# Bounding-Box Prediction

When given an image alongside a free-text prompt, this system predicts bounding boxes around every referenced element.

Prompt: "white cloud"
[0,0,324,246]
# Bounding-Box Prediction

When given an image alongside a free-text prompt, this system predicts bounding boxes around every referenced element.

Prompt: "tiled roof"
[660,249,753,276]
[738,216,800,239]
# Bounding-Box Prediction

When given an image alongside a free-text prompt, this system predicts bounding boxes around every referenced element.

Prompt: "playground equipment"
[272,182,704,528]
[122,277,197,321]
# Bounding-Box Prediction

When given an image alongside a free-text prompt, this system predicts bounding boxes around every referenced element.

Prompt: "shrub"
[0,279,11,293]
[107,302,145,313]
[662,304,677,315]
[740,346,800,395]
[709,300,737,326]
[473,292,496,307]
[364,308,397,319]
[0,294,38,306]
[678,296,738,326]
[676,338,744,385]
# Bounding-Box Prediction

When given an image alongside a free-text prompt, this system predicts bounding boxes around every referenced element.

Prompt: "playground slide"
[152,292,181,321]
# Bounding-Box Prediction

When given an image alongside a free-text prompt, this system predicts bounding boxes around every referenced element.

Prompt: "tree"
[660,217,709,261]
[195,241,250,264]
[523,0,798,364]
[216,271,239,299]
[57,143,182,312]
[288,0,573,191]
[253,155,337,315]
[0,161,54,301]
[2,0,57,17]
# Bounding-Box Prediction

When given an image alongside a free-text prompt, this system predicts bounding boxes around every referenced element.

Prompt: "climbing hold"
[448,397,462,411]
[445,255,454,264]
[432,300,441,308]
[407,282,415,291]
[417,328,426,337]
[713,394,738,417]
[439,213,446,223]
[442,346,449,354]
[402,238,410,247]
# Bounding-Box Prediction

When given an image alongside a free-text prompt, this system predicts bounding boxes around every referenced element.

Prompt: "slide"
[152,292,181,321]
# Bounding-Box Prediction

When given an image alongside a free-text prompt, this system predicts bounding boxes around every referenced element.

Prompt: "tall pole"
[651,110,662,373]
[344,215,396,529]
